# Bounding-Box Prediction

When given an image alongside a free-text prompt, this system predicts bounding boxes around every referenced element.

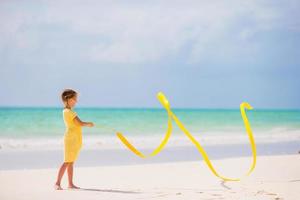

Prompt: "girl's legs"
[55,162,69,190]
[67,162,80,189]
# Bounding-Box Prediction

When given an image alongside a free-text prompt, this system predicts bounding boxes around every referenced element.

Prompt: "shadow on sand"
[79,187,141,194]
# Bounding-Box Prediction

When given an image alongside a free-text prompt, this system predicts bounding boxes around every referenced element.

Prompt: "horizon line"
[0,106,299,111]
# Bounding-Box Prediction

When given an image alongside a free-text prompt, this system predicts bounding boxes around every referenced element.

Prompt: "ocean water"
[0,107,299,149]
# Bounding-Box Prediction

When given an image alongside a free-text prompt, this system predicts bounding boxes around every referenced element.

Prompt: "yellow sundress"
[63,108,82,162]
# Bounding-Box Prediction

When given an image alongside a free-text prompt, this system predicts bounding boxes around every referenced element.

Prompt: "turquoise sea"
[0,107,300,137]
[0,107,299,149]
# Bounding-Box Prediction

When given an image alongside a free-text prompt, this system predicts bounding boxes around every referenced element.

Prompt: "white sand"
[0,155,299,200]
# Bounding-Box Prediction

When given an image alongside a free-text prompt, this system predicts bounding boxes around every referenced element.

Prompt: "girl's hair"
[61,89,77,108]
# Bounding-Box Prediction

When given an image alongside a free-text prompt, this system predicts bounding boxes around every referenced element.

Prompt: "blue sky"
[0,0,299,108]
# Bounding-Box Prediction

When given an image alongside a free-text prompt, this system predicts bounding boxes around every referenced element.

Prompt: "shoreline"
[0,140,299,170]
[1,131,299,151]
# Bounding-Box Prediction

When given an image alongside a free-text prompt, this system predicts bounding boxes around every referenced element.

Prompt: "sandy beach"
[0,154,299,200]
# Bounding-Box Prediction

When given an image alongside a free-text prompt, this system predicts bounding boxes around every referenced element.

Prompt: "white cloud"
[0,0,298,64]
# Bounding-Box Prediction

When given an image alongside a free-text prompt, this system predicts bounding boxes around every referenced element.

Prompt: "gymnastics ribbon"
[115,92,257,181]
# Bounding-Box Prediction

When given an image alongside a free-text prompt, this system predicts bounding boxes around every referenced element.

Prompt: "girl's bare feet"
[54,183,63,190]
[68,184,80,189]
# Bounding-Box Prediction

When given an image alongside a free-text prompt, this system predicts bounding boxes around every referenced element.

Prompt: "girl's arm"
[73,116,94,127]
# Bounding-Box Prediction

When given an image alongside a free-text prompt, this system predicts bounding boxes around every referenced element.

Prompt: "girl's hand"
[87,122,94,127]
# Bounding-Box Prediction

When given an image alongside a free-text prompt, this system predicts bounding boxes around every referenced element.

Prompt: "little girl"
[55,89,94,190]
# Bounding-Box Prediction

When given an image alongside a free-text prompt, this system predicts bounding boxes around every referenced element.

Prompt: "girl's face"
[67,95,78,108]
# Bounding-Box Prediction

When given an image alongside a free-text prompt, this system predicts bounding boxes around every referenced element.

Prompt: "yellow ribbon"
[115,92,257,181]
